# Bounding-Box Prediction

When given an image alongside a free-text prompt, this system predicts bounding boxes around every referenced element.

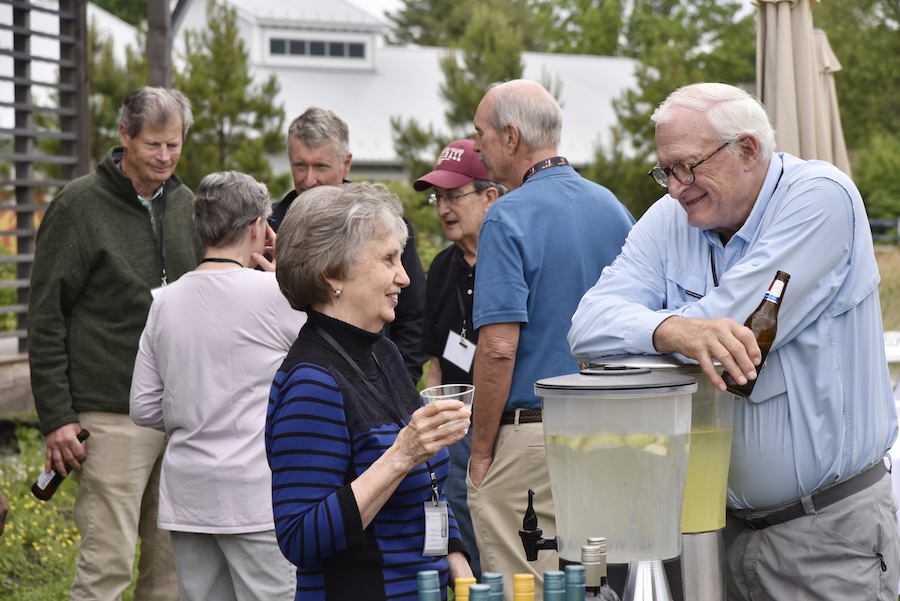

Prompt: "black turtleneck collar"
[306,310,383,362]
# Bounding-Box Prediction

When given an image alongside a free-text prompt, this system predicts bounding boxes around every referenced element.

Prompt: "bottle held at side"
[31,429,90,501]
[722,271,790,397]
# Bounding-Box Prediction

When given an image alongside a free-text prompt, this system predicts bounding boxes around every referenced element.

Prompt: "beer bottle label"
[35,469,56,490]
[764,279,786,304]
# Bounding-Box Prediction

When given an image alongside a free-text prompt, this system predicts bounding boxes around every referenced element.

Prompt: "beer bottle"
[469,584,492,601]
[722,271,790,397]
[32,429,90,501]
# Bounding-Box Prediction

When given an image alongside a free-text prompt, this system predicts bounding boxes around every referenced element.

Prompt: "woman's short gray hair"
[193,171,272,249]
[276,182,409,311]
[651,83,776,160]
[119,87,193,140]
[485,81,562,151]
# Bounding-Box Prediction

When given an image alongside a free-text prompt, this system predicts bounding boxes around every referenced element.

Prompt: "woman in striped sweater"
[267,182,473,601]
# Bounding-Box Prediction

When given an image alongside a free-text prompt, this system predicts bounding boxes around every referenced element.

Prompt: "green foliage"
[582,0,754,216]
[0,426,85,599]
[386,0,549,51]
[854,133,900,220]
[34,20,149,177]
[88,22,149,163]
[440,3,525,130]
[91,0,146,27]
[0,261,15,333]
[814,1,900,151]
[390,1,528,246]
[531,0,624,56]
[173,0,288,192]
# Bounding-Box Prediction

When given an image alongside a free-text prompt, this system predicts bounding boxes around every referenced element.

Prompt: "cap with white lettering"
[413,139,490,191]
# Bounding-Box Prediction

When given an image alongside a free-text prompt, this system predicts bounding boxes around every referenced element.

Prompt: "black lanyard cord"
[313,324,440,502]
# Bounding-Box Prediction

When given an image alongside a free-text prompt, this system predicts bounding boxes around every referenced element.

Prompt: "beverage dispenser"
[525,365,696,599]
[601,355,734,601]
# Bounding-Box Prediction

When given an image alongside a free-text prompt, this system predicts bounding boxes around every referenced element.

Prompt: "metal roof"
[266,45,638,169]
[223,0,384,30]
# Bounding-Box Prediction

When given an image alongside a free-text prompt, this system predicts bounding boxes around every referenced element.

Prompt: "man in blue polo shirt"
[468,79,634,598]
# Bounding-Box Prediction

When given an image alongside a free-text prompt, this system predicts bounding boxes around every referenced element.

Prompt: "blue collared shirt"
[569,153,898,509]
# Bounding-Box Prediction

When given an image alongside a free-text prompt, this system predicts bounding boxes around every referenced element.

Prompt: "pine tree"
[173,0,288,193]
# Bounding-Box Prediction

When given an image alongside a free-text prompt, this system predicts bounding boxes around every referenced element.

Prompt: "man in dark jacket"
[272,107,428,383]
[28,87,201,601]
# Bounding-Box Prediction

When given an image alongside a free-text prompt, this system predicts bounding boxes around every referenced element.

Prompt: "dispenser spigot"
[519,488,557,561]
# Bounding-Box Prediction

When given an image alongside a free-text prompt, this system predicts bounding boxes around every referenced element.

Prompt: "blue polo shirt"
[473,164,634,410]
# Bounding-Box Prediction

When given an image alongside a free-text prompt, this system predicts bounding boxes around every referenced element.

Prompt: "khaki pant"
[72,412,178,601]
[467,421,557,601]
[725,463,900,601]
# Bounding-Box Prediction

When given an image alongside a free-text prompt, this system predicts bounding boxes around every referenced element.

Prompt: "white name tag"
[442,331,476,373]
[423,501,449,556]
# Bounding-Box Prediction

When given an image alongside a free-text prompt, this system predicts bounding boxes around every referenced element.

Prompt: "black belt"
[499,409,542,426]
[737,459,888,530]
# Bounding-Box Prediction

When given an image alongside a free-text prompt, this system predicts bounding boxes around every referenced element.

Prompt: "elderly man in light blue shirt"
[569,82,899,601]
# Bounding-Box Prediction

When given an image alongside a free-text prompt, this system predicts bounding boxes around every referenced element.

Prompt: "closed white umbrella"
[755,0,851,176]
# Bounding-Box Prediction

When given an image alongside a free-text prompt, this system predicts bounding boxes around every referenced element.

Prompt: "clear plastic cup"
[420,384,474,432]
[623,557,673,601]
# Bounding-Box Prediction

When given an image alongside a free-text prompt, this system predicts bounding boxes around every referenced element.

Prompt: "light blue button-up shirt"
[569,153,898,509]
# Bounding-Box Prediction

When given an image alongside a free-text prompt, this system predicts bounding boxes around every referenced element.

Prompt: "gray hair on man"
[276,182,408,311]
[118,87,193,140]
[286,107,351,162]
[192,171,272,249]
[485,80,562,151]
[651,82,776,161]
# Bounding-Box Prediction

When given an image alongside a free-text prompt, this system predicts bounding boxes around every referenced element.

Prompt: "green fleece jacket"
[28,148,202,434]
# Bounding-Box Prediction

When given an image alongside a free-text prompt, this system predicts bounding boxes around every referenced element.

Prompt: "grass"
[2,248,900,598]
[0,422,138,600]
[877,248,900,330]
[0,425,85,600]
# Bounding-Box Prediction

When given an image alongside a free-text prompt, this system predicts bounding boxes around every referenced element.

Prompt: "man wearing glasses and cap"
[569,82,899,601]
[414,139,506,579]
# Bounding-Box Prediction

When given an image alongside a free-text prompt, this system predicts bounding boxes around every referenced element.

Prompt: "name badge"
[442,331,476,373]
[423,500,449,556]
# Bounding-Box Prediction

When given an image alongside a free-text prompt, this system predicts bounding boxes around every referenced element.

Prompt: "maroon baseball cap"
[413,139,490,191]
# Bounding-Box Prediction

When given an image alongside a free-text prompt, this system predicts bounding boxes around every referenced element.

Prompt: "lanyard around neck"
[522,156,569,184]
[313,323,441,502]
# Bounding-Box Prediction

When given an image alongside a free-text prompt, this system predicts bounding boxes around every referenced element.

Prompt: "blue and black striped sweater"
[266,311,465,600]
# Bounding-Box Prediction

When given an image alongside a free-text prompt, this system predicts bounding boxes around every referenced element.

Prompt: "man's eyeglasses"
[647,141,731,188]
[428,190,478,206]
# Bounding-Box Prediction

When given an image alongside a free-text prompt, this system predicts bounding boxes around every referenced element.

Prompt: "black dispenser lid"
[534,364,697,393]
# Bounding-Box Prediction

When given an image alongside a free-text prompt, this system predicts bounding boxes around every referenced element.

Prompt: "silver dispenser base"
[681,531,727,601]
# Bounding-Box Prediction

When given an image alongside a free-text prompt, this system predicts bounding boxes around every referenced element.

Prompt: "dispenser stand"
[681,531,727,600]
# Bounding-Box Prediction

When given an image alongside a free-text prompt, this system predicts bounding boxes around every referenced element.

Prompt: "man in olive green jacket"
[28,87,201,601]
